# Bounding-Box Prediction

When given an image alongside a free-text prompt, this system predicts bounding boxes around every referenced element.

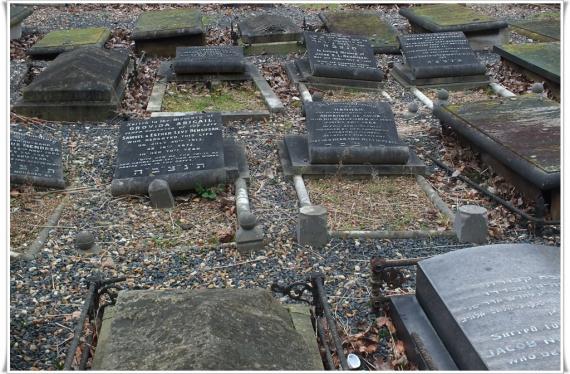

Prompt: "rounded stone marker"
[454,205,488,244]
[76,230,96,251]
[437,89,449,101]
[239,212,257,230]
[408,102,419,113]
[531,82,545,94]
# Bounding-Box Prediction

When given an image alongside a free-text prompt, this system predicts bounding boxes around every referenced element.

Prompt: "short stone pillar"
[75,230,99,253]
[148,179,175,209]
[297,205,329,248]
[454,205,488,244]
[404,101,419,119]
[436,89,449,107]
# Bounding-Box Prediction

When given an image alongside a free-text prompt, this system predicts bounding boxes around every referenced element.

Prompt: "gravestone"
[133,8,205,57]
[399,4,508,50]
[10,132,65,189]
[111,114,245,196]
[510,19,560,42]
[13,47,130,121]
[92,289,323,370]
[319,11,399,53]
[305,101,409,164]
[391,31,488,88]
[10,5,32,40]
[28,27,111,59]
[173,46,245,74]
[239,14,302,44]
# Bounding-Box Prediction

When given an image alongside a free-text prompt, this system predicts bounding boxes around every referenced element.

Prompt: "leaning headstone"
[13,47,130,121]
[10,5,32,40]
[10,132,65,189]
[391,32,488,88]
[28,27,111,59]
[173,46,245,74]
[92,289,324,370]
[133,8,205,57]
[319,10,399,53]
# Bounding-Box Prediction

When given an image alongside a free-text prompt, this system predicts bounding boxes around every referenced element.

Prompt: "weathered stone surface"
[148,179,175,209]
[319,11,399,53]
[239,14,302,44]
[510,19,560,42]
[454,205,488,244]
[10,132,65,189]
[28,27,111,59]
[304,31,382,81]
[133,9,204,40]
[305,101,409,164]
[297,205,329,248]
[92,289,324,370]
[10,5,32,30]
[494,42,560,84]
[416,244,560,370]
[173,46,245,74]
[75,230,96,251]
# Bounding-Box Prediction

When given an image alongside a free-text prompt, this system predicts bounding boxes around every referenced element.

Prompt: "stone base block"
[148,179,175,209]
[390,63,490,90]
[241,40,305,56]
[236,226,265,254]
[297,205,330,248]
[135,34,206,57]
[454,205,488,244]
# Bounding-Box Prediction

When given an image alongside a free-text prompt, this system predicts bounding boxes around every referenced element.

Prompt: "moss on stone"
[323,11,398,44]
[135,8,203,34]
[410,4,494,27]
[34,27,110,48]
[500,42,560,78]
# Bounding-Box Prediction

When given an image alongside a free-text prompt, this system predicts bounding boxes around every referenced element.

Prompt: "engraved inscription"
[10,133,62,180]
[176,46,243,61]
[305,32,376,70]
[399,31,478,68]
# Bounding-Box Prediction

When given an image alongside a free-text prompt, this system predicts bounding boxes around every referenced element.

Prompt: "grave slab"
[510,19,560,42]
[399,4,508,50]
[493,42,560,85]
[319,11,399,54]
[285,60,382,90]
[173,46,245,74]
[111,114,246,196]
[92,289,324,370]
[416,244,560,370]
[10,5,32,40]
[13,47,130,121]
[133,9,205,57]
[10,132,65,189]
[28,27,111,59]
[239,14,302,44]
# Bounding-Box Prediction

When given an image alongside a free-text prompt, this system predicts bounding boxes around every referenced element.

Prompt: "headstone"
[133,9,205,57]
[493,42,560,85]
[10,5,32,40]
[28,27,111,59]
[111,114,228,196]
[305,101,409,164]
[13,47,130,121]
[304,31,382,81]
[319,11,399,53]
[239,14,302,44]
[173,46,245,74]
[92,289,324,370]
[10,132,65,189]
[416,244,560,370]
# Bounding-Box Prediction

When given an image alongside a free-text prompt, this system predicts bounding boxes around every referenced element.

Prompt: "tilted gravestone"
[28,27,111,59]
[10,5,32,40]
[13,47,130,121]
[391,31,488,88]
[239,14,302,44]
[10,132,65,189]
[173,46,245,75]
[111,113,245,196]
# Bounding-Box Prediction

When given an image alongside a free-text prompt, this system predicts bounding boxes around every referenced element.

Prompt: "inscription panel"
[304,31,382,81]
[10,132,65,188]
[398,31,486,78]
[173,46,245,74]
[417,244,560,371]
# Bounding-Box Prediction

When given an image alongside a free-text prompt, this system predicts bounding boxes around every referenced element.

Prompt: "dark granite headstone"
[10,132,65,189]
[416,244,560,370]
[305,102,409,164]
[111,114,228,196]
[173,46,245,74]
[398,32,486,79]
[304,32,382,81]
[239,14,302,44]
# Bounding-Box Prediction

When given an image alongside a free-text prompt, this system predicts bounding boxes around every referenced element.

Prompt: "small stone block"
[148,179,175,209]
[29,27,111,59]
[236,226,265,254]
[454,205,488,244]
[297,205,329,248]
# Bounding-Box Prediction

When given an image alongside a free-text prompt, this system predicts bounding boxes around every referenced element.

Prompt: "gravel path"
[9,3,560,370]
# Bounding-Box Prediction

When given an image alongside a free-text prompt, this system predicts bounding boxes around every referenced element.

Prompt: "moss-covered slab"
[494,42,560,84]
[399,4,507,32]
[319,11,399,54]
[28,27,111,59]
[510,19,560,42]
[10,5,32,26]
[238,14,302,44]
[437,96,559,190]
[133,8,204,39]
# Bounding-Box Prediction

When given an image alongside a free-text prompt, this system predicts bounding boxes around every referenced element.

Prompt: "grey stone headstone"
[398,31,486,79]
[10,132,65,189]
[111,114,227,196]
[416,244,560,370]
[173,46,246,74]
[239,14,302,44]
[304,31,383,81]
[305,101,409,164]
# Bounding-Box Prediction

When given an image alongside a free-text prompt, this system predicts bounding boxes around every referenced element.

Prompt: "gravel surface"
[9,3,560,370]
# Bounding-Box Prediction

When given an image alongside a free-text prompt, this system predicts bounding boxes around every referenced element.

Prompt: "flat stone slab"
[13,47,130,121]
[510,19,560,42]
[285,60,383,90]
[399,4,508,33]
[28,27,111,59]
[10,131,65,189]
[10,5,32,27]
[92,289,323,370]
[434,95,560,191]
[173,46,245,74]
[319,11,399,53]
[133,8,204,40]
[416,244,560,370]
[238,14,302,44]
[494,42,560,84]
[111,114,246,196]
